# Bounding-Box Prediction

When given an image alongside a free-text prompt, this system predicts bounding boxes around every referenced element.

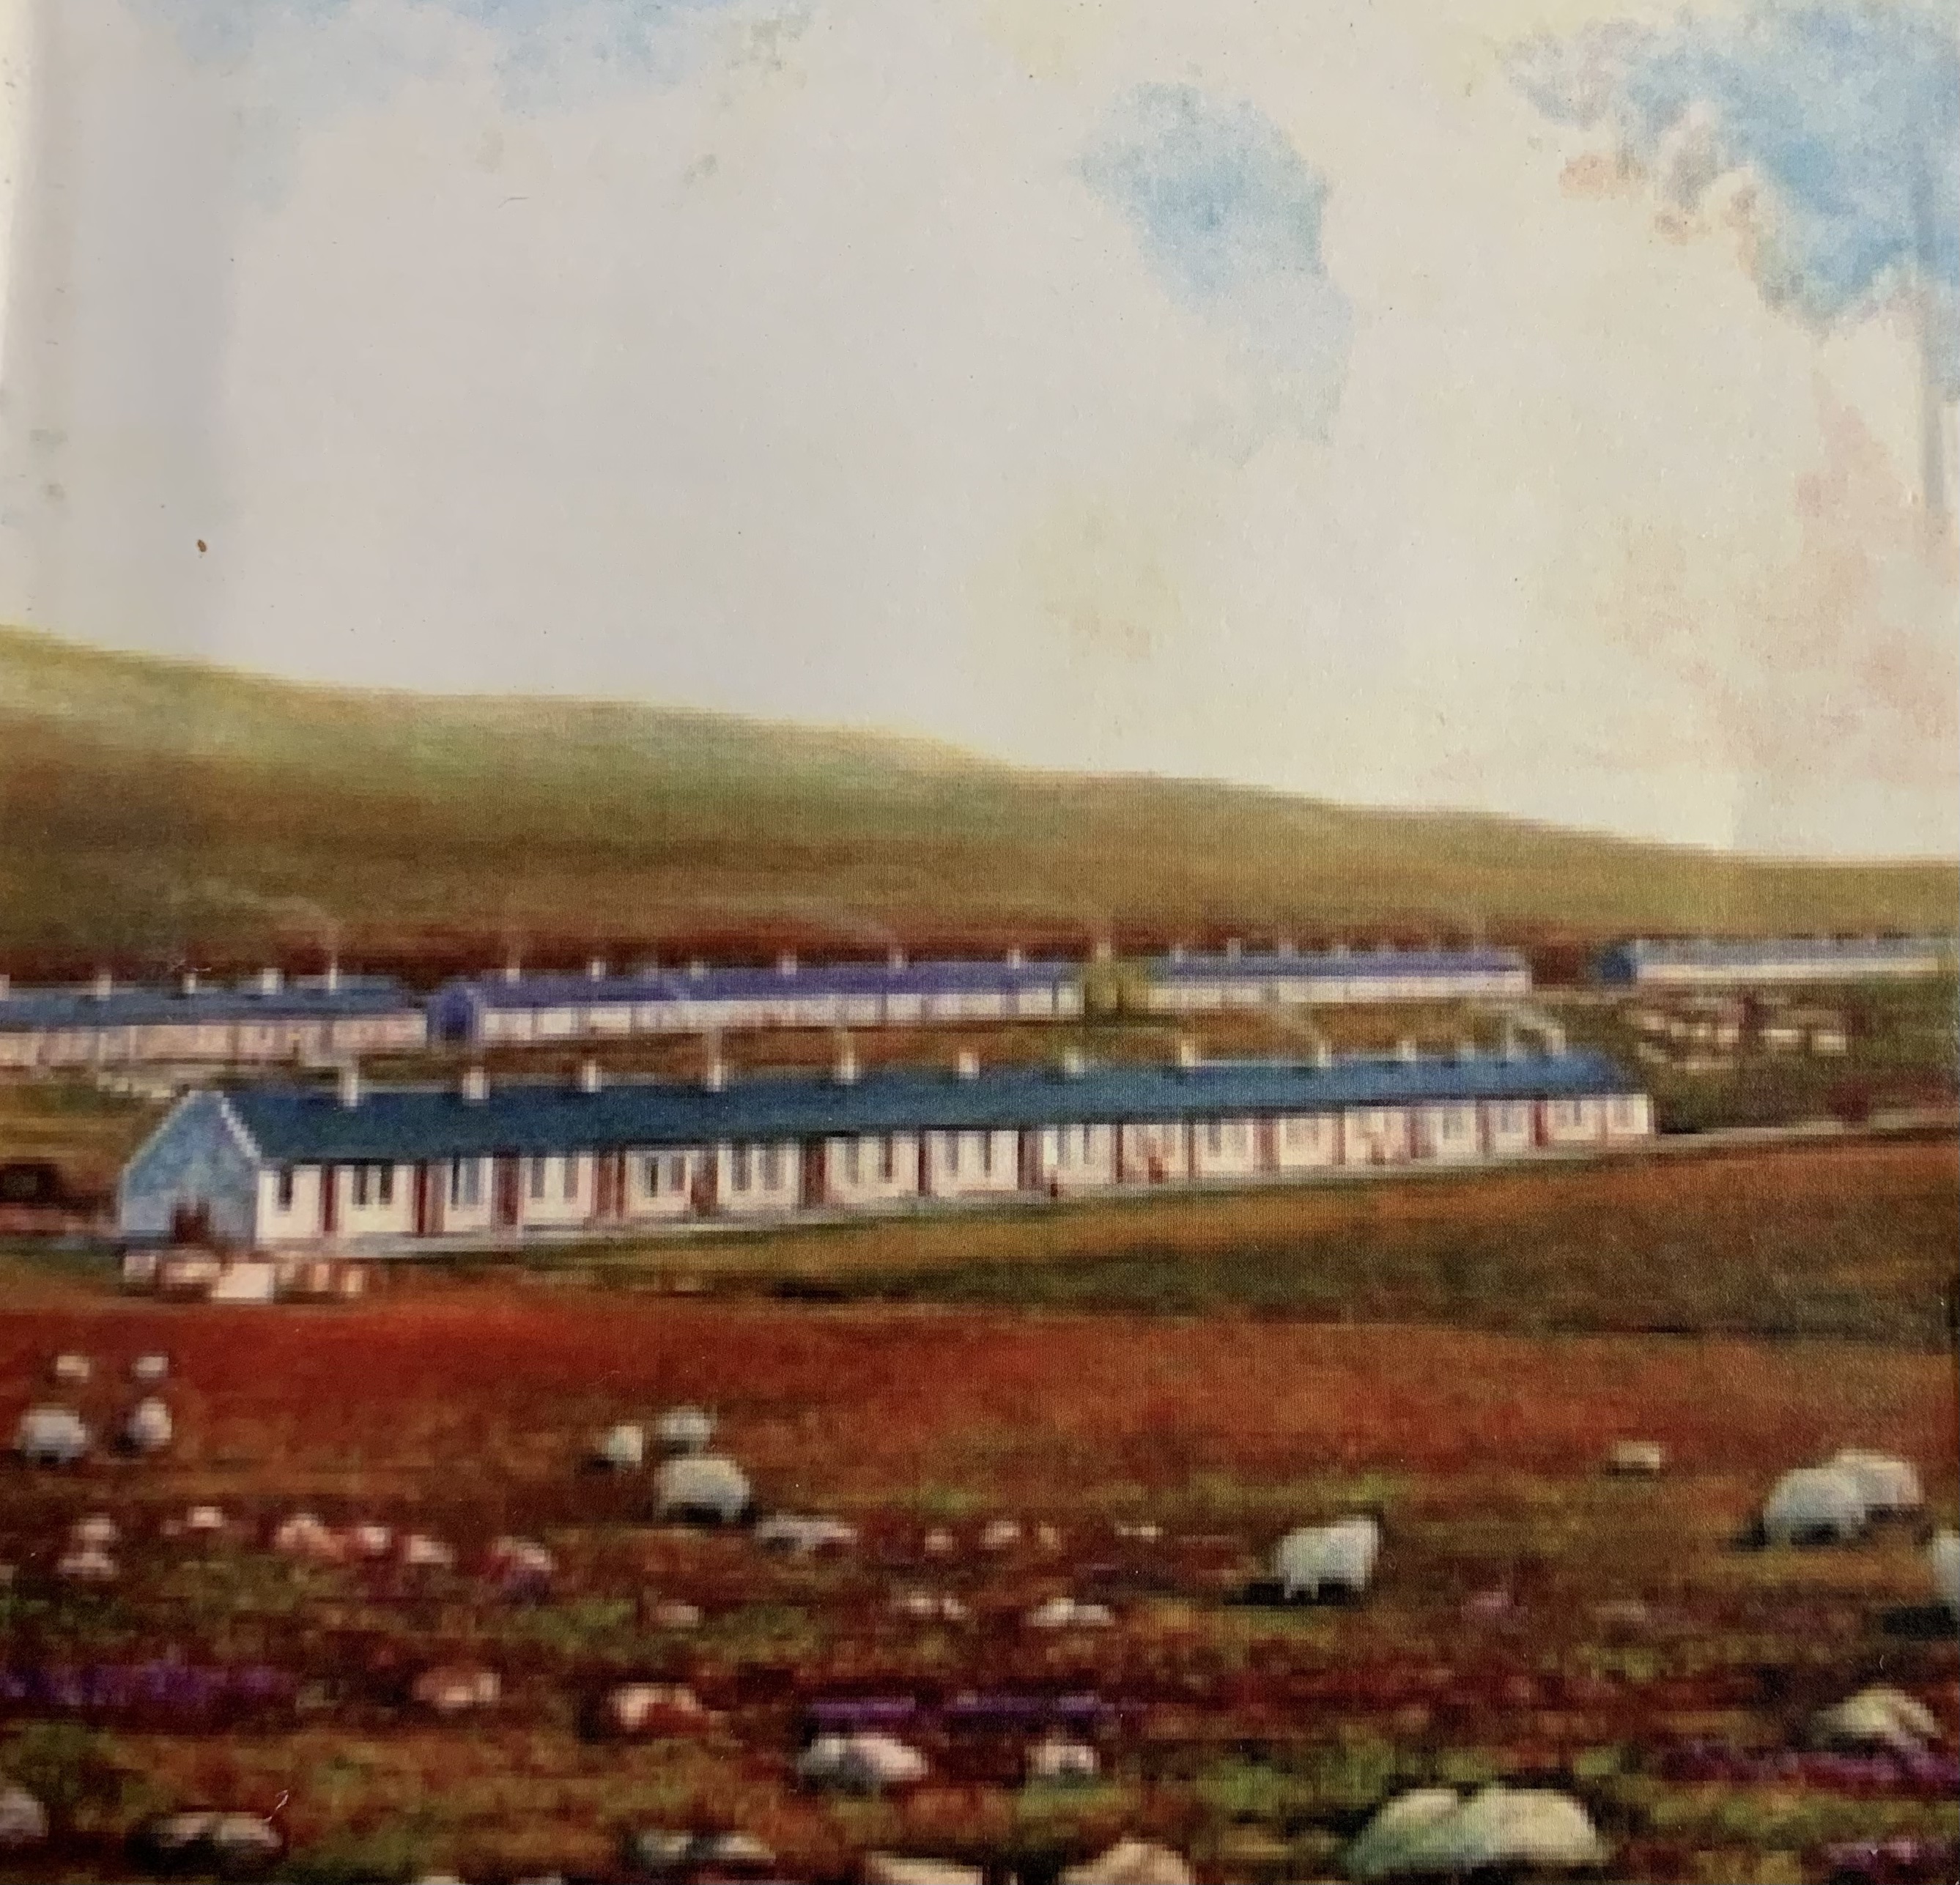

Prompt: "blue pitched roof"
[219,1051,1634,1164]
[1609,936,1955,968]
[443,958,1081,1013]
[0,977,418,1031]
[1150,947,1527,984]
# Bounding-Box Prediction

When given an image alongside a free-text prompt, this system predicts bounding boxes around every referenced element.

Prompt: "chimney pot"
[703,1057,728,1093]
[181,970,200,997]
[1005,946,1026,969]
[833,1042,861,1086]
[461,1066,489,1103]
[323,957,341,993]
[688,958,707,979]
[577,1058,603,1094]
[92,970,114,1001]
[588,957,607,982]
[888,947,907,971]
[1397,1037,1418,1063]
[338,1063,363,1108]
[258,966,282,995]
[777,952,798,977]
[1175,1037,1199,1071]
[955,1051,980,1081]
[1059,1048,1086,1078]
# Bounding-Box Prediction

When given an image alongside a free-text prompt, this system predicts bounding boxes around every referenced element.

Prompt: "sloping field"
[4,626,1953,969]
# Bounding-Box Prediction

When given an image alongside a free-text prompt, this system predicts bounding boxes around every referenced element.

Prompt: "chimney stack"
[461,1066,489,1103]
[92,970,114,1001]
[588,957,607,982]
[888,947,907,971]
[577,1058,603,1094]
[1276,936,1297,958]
[1312,1040,1334,1070]
[688,958,707,980]
[1168,943,1186,964]
[1545,1023,1568,1056]
[181,970,200,997]
[955,1051,980,1081]
[0,974,10,1000]
[703,1056,728,1093]
[777,952,799,977]
[324,957,341,994]
[1175,1037,1199,1072]
[1224,937,1242,960]
[1092,938,1114,964]
[337,1063,363,1109]
[833,1040,861,1086]
[1059,1048,1086,1079]
[1005,946,1026,969]
[502,960,522,985]
[1397,1038,1418,1064]
[257,966,283,995]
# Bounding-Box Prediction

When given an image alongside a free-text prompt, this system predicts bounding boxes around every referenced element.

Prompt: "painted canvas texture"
[0,0,1955,1881]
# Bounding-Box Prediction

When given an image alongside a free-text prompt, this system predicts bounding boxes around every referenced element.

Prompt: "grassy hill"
[2,625,1953,974]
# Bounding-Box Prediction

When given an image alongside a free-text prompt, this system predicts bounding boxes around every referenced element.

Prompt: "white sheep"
[1275,1516,1380,1600]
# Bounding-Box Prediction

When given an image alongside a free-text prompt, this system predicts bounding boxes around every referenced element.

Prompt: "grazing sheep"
[133,1811,284,1875]
[1827,1451,1924,1516]
[50,1353,92,1386]
[796,1731,928,1793]
[1027,1733,1101,1783]
[922,1528,956,1557]
[1275,1517,1381,1601]
[654,1405,715,1456]
[594,1422,646,1471]
[14,1406,89,1466]
[1761,1467,1868,1545]
[485,1537,555,1599]
[645,1596,703,1630]
[653,1453,752,1525]
[692,1831,775,1875]
[863,1856,984,1885]
[1810,1686,1942,1757]
[1059,1838,1194,1884]
[1114,1521,1162,1542]
[605,1683,706,1736]
[981,1518,1022,1552]
[347,1522,393,1560]
[1607,1440,1665,1476]
[399,1533,456,1571]
[1931,1530,1959,1617]
[1026,1596,1113,1630]
[70,1512,119,1549]
[411,1664,500,1715]
[56,1544,118,1583]
[0,1784,48,1851]
[130,1352,171,1385]
[754,1513,859,1555]
[1344,1785,1609,1878]
[271,1512,344,1563]
[123,1397,174,1454]
[892,1591,969,1623]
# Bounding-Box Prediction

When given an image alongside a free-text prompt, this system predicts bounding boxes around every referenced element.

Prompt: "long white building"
[1596,936,1958,988]
[429,955,1083,1045]
[117,1048,1652,1251]
[0,971,426,1070]
[1142,944,1531,1011]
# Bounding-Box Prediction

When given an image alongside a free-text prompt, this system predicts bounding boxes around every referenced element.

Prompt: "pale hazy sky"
[1,0,1956,857]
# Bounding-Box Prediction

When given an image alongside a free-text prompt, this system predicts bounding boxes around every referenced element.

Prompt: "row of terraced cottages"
[0,971,427,1069]
[427,955,1085,1044]
[117,1051,1652,1251]
[1140,944,1531,1010]
[1594,934,1959,987]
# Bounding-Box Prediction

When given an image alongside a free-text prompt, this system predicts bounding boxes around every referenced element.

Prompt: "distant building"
[1597,936,1957,988]
[0,971,426,1070]
[1141,944,1531,1011]
[428,955,1084,1044]
[117,1048,1653,1252]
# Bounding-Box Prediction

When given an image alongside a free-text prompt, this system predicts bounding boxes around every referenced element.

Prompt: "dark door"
[495,1156,522,1227]
[319,1166,338,1237]
[169,1201,211,1245]
[413,1163,440,1237]
[800,1140,826,1210]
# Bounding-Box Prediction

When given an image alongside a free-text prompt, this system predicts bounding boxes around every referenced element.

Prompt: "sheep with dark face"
[15,1406,89,1466]
[1761,1467,1868,1545]
[653,1453,752,1525]
[124,1398,174,1454]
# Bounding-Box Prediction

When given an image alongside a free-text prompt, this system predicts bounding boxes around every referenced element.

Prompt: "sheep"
[0,1785,48,1851]
[1026,1596,1113,1630]
[753,1513,859,1555]
[796,1731,928,1793]
[346,1522,393,1560]
[14,1406,89,1467]
[654,1404,715,1455]
[1027,1733,1101,1784]
[399,1533,456,1571]
[653,1453,752,1525]
[70,1512,119,1549]
[411,1664,500,1715]
[1809,1686,1941,1758]
[272,1512,344,1563]
[980,1518,1022,1552]
[1827,1451,1924,1516]
[1059,1839,1195,1884]
[56,1544,117,1583]
[1274,1516,1381,1601]
[122,1397,174,1454]
[892,1590,969,1623]
[1931,1530,1959,1617]
[1344,1784,1609,1878]
[130,1352,171,1385]
[863,1856,984,1885]
[132,1811,284,1875]
[645,1596,703,1630]
[50,1353,92,1387]
[605,1682,707,1736]
[594,1421,646,1472]
[1761,1466,1868,1545]
[1607,1440,1665,1476]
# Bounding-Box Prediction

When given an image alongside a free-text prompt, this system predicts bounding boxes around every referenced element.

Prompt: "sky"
[0,0,1955,859]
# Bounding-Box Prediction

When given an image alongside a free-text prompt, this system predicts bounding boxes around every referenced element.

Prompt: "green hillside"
[1,625,1953,972]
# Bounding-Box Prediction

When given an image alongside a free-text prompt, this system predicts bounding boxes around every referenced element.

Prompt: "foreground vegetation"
[0,1290,1953,1882]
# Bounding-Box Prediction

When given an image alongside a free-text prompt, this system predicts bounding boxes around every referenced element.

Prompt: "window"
[980,1132,994,1176]
[946,1133,963,1176]
[665,1155,687,1194]
[1205,1119,1223,1154]
[450,1158,481,1208]
[761,1145,782,1190]
[528,1157,547,1199]
[1079,1125,1095,1163]
[731,1145,751,1192]
[352,1166,371,1208]
[644,1155,662,1196]
[275,1168,295,1211]
[377,1165,394,1207]
[562,1155,580,1201]
[843,1140,862,1185]
[879,1136,895,1182]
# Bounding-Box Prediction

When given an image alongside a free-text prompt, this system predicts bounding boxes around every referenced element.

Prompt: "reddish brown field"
[1,1283,1955,1883]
